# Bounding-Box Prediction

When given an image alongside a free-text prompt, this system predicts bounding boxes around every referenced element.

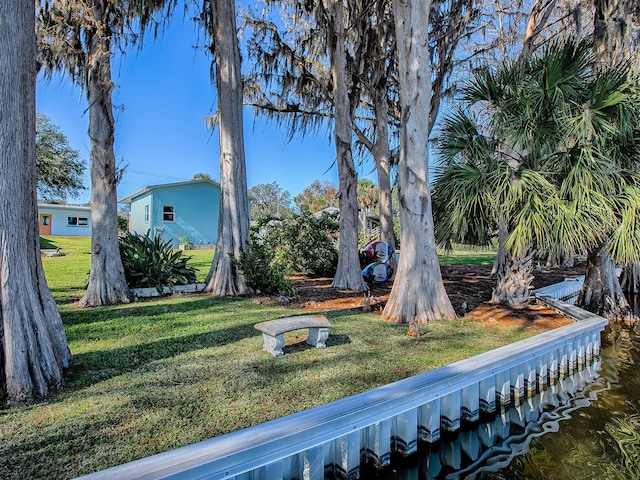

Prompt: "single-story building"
[118,179,220,248]
[38,203,92,236]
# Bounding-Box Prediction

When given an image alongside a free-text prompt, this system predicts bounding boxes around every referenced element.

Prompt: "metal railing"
[78,286,607,480]
[531,269,621,305]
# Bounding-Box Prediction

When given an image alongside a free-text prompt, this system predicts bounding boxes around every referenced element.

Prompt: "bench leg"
[262,333,284,357]
[307,327,329,349]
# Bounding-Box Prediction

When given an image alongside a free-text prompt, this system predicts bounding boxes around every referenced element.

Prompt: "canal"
[377,324,640,479]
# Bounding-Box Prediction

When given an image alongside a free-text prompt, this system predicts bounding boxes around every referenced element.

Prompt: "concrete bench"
[41,248,64,257]
[254,314,331,357]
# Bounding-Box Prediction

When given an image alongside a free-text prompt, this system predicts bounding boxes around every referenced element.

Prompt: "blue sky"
[36,15,374,205]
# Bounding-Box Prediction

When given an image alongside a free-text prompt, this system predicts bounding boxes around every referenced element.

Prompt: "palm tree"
[593,0,640,298]
[36,0,175,306]
[432,38,640,317]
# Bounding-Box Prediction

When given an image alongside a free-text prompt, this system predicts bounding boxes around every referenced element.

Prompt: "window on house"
[163,205,175,222]
[144,204,150,223]
[67,217,89,226]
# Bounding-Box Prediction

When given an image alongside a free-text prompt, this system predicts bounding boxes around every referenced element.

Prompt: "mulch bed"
[284,262,587,332]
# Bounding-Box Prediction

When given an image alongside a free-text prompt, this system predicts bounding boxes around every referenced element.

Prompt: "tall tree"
[1,0,70,406]
[383,0,457,333]
[593,0,640,66]
[432,39,640,318]
[202,0,252,296]
[578,0,640,313]
[324,0,365,291]
[352,0,477,257]
[248,182,294,221]
[294,180,339,213]
[36,0,175,306]
[350,0,398,253]
[246,0,369,291]
[36,113,86,202]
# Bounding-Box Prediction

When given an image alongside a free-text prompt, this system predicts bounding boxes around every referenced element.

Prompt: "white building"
[38,203,92,236]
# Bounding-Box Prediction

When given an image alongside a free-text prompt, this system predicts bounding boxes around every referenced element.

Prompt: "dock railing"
[78,284,607,480]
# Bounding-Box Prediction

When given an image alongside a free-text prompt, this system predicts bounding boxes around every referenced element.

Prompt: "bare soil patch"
[288,262,587,332]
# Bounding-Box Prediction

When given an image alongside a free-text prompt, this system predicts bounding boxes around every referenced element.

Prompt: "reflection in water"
[375,325,640,480]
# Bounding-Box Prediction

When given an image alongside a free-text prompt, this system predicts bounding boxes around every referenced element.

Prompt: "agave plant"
[119,230,198,294]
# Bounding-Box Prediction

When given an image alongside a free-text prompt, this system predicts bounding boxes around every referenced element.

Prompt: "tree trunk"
[593,0,637,65]
[383,0,456,334]
[490,247,535,305]
[490,223,509,276]
[373,84,397,272]
[576,247,633,322]
[79,17,132,307]
[204,0,251,296]
[329,0,365,292]
[620,261,640,294]
[520,0,558,58]
[1,0,71,406]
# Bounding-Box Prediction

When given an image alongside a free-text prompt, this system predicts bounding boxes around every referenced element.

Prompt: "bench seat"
[254,314,331,357]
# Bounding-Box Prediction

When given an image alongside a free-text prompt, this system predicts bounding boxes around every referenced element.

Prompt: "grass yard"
[0,236,530,479]
[437,243,497,266]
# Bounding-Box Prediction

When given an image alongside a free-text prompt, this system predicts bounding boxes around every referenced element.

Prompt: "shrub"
[117,214,128,234]
[233,250,297,297]
[281,212,339,277]
[119,230,197,293]
[233,221,297,297]
[236,212,339,296]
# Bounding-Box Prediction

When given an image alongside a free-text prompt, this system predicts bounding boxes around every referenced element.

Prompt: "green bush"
[281,212,339,277]
[119,230,197,293]
[232,221,296,297]
[117,214,128,233]
[233,249,297,298]
[234,212,339,296]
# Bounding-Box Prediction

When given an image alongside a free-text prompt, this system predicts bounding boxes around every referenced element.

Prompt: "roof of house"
[37,203,91,212]
[313,206,379,221]
[313,206,340,217]
[118,179,221,205]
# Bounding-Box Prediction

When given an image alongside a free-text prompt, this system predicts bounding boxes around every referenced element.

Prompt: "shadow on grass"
[68,322,261,389]
[64,303,400,398]
[282,333,352,355]
[61,295,246,327]
[39,237,58,249]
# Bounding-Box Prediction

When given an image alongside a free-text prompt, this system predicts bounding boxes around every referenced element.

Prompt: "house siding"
[129,191,154,238]
[123,181,220,248]
[38,204,92,236]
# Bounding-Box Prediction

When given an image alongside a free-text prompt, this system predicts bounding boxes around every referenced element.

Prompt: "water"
[376,324,640,480]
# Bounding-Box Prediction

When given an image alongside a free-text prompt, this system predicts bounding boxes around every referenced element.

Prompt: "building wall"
[38,205,92,236]
[128,191,154,238]
[130,183,220,247]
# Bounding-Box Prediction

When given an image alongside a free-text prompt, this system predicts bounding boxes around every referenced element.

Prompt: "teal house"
[119,179,220,248]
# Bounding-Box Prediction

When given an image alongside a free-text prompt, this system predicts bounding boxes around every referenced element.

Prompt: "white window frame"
[163,205,175,222]
[144,204,150,223]
[67,216,89,227]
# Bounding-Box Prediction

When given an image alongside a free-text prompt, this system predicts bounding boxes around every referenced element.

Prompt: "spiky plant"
[432,38,640,314]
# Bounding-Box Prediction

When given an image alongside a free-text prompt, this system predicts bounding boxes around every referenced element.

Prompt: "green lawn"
[0,236,516,479]
[438,242,497,266]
